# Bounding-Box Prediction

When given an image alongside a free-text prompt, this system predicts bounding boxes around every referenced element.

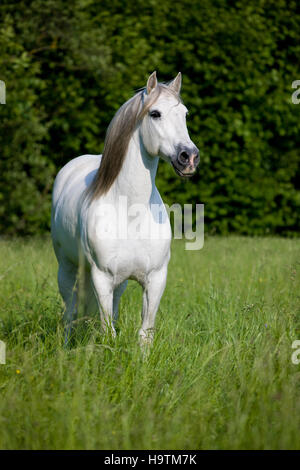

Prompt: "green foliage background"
[0,0,299,236]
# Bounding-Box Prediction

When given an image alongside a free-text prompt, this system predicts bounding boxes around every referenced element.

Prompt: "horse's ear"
[168,72,182,95]
[146,71,158,95]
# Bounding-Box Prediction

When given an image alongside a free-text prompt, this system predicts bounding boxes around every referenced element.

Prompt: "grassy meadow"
[0,236,299,450]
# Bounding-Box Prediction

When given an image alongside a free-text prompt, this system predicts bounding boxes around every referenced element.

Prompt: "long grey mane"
[88,83,180,199]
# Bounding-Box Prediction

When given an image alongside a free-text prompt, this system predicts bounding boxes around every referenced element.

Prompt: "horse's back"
[52,154,101,208]
[51,154,102,265]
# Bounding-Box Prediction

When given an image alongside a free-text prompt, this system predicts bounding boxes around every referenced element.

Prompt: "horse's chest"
[86,209,171,285]
[120,237,170,281]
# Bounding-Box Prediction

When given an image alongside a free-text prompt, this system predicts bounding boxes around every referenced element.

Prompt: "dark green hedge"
[1,0,299,235]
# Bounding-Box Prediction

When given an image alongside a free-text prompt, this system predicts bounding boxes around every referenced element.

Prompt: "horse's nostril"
[179,151,189,164]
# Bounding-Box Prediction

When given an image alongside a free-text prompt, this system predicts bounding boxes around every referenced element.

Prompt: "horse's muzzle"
[172,145,200,177]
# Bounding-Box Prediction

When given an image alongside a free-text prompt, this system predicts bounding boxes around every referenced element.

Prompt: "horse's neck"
[114,129,159,206]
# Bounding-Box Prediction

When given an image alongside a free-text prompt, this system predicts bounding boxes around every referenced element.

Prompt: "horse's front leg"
[139,265,168,348]
[91,265,116,337]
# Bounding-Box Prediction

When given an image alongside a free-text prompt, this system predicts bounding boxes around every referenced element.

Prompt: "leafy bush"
[0,0,299,235]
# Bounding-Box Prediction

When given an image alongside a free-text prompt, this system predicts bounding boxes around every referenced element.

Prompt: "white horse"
[51,72,199,346]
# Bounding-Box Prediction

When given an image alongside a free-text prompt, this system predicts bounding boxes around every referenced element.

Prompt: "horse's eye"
[149,110,161,119]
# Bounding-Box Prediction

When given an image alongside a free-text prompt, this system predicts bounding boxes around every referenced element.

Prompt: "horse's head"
[139,71,200,177]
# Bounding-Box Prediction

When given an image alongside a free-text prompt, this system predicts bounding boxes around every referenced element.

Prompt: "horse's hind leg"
[82,270,98,316]
[57,258,78,344]
[113,281,128,325]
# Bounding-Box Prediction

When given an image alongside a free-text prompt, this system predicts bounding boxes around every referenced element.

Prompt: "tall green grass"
[0,236,299,449]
